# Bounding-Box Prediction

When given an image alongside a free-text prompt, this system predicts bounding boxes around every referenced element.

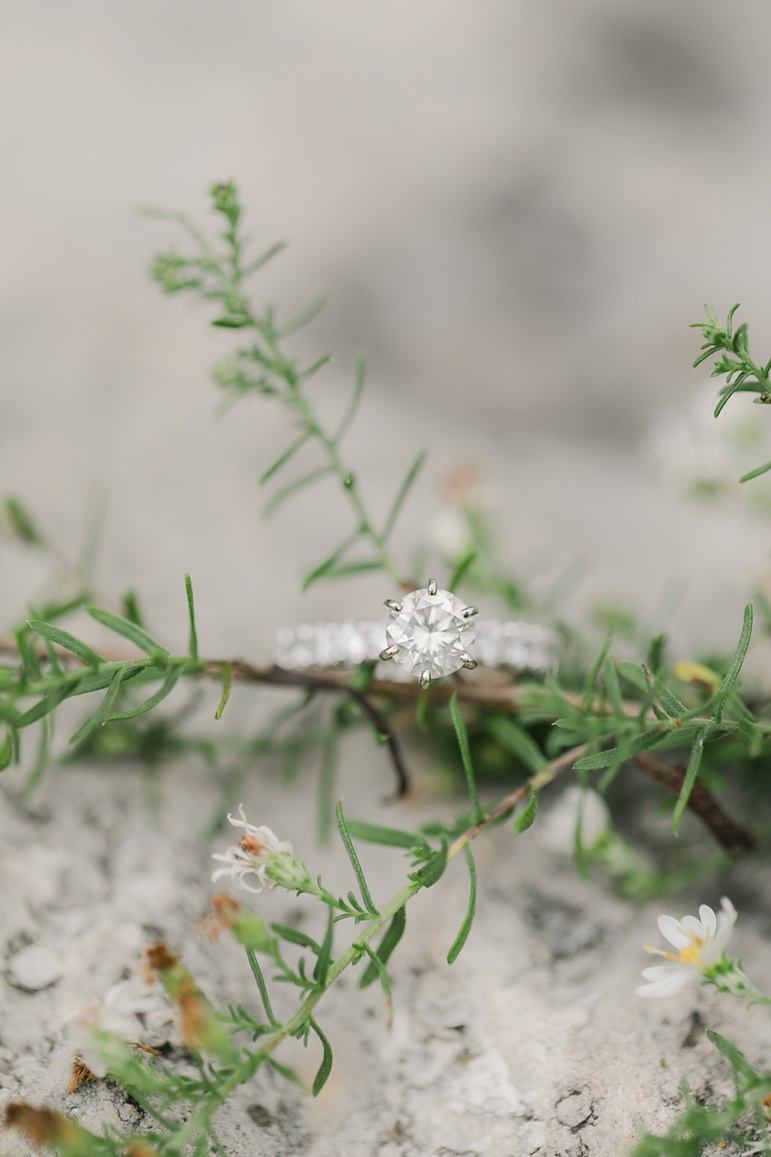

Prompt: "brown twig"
[633,752,756,857]
[0,639,758,852]
[448,743,591,861]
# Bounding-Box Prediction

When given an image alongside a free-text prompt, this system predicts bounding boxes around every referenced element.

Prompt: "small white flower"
[534,786,611,856]
[211,804,294,894]
[636,897,737,998]
[66,977,172,1078]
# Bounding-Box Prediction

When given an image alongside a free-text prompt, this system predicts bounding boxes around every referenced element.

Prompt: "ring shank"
[274,619,560,676]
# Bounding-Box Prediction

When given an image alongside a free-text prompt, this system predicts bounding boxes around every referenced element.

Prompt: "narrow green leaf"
[714,377,747,418]
[16,686,69,729]
[27,620,104,667]
[105,666,181,722]
[738,718,763,757]
[616,662,648,693]
[414,837,448,888]
[259,433,311,486]
[86,605,169,660]
[447,845,477,965]
[263,467,332,517]
[603,658,625,719]
[485,716,547,774]
[583,635,612,708]
[360,943,393,1027]
[211,316,250,329]
[184,573,199,661]
[313,908,335,988]
[265,1056,309,1093]
[653,678,687,719]
[0,729,13,771]
[449,694,484,823]
[315,560,383,582]
[359,907,407,989]
[381,449,427,541]
[345,820,425,850]
[513,789,539,834]
[215,662,233,721]
[271,923,322,955]
[310,1019,334,1096]
[672,726,706,835]
[22,716,52,797]
[241,240,288,278]
[334,353,366,443]
[299,353,334,381]
[336,802,378,915]
[278,295,327,338]
[4,498,44,545]
[707,1029,759,1085]
[301,531,361,591]
[71,663,146,697]
[574,729,665,771]
[712,603,753,721]
[739,459,771,484]
[15,627,42,679]
[245,949,279,1027]
[69,667,128,746]
[121,590,144,626]
[448,550,477,593]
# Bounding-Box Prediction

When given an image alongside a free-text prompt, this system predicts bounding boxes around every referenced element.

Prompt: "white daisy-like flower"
[211,804,294,894]
[635,897,737,998]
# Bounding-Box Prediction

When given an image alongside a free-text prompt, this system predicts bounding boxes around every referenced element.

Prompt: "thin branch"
[634,752,756,857]
[0,638,757,851]
[448,743,591,861]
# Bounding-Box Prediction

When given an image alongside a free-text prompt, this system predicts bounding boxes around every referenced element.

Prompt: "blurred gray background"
[3,0,771,652]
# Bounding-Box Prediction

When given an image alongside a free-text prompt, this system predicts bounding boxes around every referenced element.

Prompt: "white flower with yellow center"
[636,897,737,998]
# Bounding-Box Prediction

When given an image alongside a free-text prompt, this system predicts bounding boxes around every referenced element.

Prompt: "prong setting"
[459,653,478,670]
[379,644,400,661]
[419,670,432,690]
[461,605,478,619]
[427,577,438,596]
[384,599,403,613]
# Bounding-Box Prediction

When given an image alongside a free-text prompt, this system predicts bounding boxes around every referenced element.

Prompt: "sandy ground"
[3,3,771,1154]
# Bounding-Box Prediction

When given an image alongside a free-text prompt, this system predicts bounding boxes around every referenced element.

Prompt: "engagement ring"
[274,579,560,689]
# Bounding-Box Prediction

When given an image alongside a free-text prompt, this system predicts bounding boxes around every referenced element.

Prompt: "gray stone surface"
[2,3,771,1155]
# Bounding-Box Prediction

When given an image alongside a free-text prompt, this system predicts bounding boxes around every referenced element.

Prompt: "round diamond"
[385,587,475,678]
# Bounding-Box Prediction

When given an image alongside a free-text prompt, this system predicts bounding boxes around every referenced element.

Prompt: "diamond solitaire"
[380,578,478,689]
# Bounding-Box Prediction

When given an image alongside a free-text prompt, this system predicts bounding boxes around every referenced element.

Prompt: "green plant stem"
[168,879,421,1152]
[281,379,403,587]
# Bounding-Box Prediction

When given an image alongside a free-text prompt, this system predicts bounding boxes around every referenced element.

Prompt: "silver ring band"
[274,618,560,677]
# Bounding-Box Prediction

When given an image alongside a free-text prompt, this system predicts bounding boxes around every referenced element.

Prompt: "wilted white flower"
[534,786,611,856]
[211,804,315,895]
[65,976,172,1083]
[636,897,737,998]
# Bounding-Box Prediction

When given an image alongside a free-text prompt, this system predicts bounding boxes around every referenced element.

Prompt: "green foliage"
[693,304,771,483]
[5,184,771,1157]
[149,180,423,589]
[633,1030,771,1155]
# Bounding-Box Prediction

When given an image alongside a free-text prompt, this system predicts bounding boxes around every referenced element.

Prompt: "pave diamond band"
[274,614,560,680]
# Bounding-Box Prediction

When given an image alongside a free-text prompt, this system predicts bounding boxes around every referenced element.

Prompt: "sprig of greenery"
[633,1031,771,1155]
[693,304,771,482]
[149,181,424,589]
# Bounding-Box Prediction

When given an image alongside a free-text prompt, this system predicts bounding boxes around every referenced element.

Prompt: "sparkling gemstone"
[385,587,475,678]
